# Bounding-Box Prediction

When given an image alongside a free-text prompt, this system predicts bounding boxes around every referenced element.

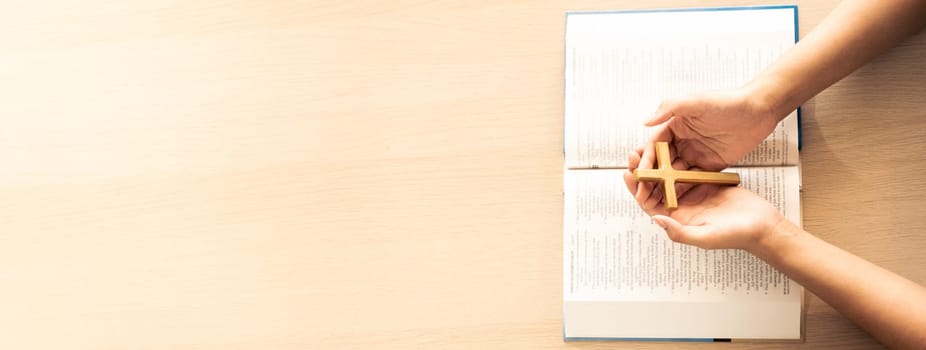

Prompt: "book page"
[563,166,801,338]
[562,7,802,340]
[564,9,798,169]
[563,167,800,301]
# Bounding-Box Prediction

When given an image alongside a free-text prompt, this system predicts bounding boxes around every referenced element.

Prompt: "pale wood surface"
[1,1,924,349]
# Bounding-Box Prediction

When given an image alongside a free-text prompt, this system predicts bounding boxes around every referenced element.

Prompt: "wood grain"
[0,1,922,349]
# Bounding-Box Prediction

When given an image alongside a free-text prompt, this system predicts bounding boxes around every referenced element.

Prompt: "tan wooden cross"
[633,142,741,210]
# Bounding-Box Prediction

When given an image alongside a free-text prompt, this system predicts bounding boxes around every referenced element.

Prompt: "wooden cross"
[633,142,741,210]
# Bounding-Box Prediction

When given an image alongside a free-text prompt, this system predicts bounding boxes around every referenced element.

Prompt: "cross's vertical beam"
[654,141,678,209]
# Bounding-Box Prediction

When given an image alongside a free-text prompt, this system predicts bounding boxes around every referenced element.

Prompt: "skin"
[626,1,926,348]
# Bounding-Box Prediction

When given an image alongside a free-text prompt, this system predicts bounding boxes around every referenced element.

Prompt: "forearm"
[750,220,926,348]
[747,0,926,120]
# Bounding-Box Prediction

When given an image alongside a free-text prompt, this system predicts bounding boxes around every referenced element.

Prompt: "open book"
[563,6,803,341]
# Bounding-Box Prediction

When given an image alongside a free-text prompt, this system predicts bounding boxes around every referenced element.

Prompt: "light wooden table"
[2,1,924,349]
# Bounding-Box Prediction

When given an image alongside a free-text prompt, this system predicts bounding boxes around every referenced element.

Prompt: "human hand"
[644,88,781,170]
[633,88,782,209]
[624,148,786,251]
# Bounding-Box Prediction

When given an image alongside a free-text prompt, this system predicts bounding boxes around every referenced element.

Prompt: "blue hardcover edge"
[561,4,799,342]
[793,6,802,151]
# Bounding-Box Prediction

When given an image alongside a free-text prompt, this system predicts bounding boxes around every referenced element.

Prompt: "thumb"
[644,96,698,126]
[652,215,714,248]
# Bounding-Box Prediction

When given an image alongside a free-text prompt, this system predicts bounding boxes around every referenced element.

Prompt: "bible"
[563,5,803,341]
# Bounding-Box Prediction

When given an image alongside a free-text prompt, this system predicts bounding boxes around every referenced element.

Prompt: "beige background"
[2,1,924,349]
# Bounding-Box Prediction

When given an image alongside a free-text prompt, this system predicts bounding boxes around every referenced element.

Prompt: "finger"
[645,99,678,126]
[651,215,715,249]
[635,138,659,204]
[645,95,704,126]
[625,152,641,195]
[639,123,674,173]
[638,126,675,197]
[623,170,638,196]
[668,143,687,167]
[675,183,697,201]
[643,184,663,210]
[636,181,656,210]
[627,151,641,171]
[648,122,674,144]
[639,139,656,170]
[635,189,670,218]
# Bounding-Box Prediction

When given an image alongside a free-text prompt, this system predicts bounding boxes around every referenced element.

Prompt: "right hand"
[633,88,783,209]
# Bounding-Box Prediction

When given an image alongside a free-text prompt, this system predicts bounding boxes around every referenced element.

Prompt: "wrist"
[747,216,802,264]
[742,76,795,124]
